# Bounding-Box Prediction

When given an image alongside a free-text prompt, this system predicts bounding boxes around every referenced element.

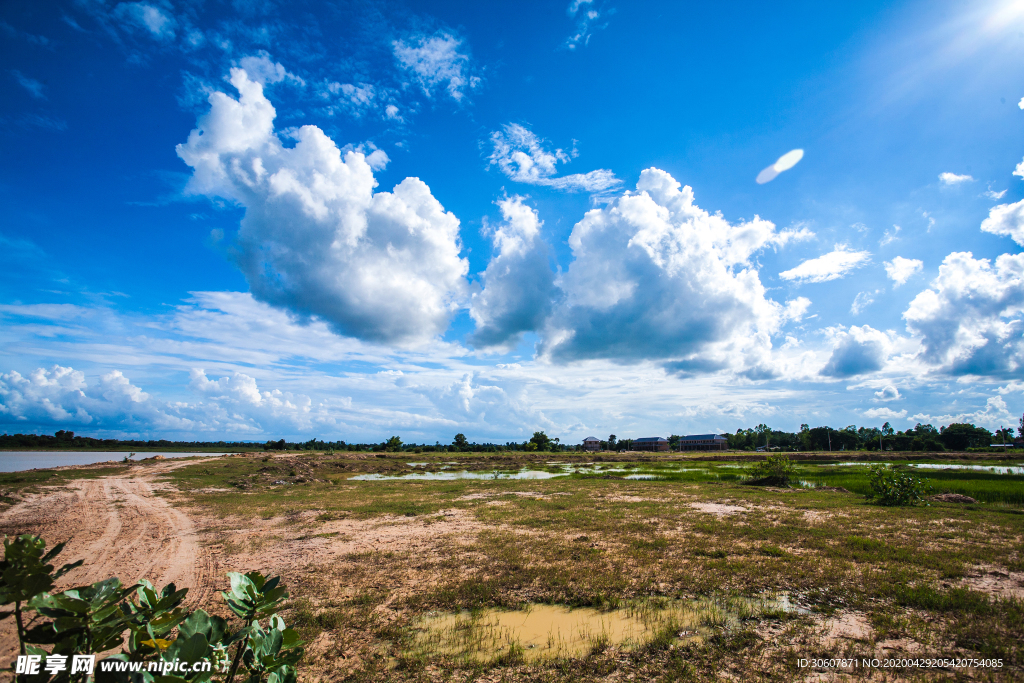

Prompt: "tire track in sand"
[0,463,216,607]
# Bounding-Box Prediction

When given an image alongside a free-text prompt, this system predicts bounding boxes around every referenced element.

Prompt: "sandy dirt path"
[0,460,218,661]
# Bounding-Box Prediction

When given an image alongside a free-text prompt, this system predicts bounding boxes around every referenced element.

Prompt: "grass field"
[142,451,1024,681]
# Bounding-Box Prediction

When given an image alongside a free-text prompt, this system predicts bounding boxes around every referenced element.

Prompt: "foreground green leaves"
[0,535,303,683]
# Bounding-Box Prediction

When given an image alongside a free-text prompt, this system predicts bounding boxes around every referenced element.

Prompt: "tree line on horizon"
[725,421,1012,452]
[1,419,1017,454]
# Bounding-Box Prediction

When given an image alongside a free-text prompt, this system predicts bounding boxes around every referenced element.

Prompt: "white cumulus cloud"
[779,244,871,284]
[469,196,557,350]
[820,325,891,378]
[980,198,1024,246]
[393,32,479,101]
[782,297,812,321]
[0,365,156,429]
[904,251,1024,375]
[884,256,924,286]
[938,172,973,185]
[0,364,321,436]
[541,168,800,377]
[874,385,901,401]
[488,123,620,193]
[176,67,470,344]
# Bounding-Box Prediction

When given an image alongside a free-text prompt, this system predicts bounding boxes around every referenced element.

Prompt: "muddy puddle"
[408,595,806,662]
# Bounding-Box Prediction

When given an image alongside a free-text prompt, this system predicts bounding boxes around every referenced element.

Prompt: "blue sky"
[3,0,1024,443]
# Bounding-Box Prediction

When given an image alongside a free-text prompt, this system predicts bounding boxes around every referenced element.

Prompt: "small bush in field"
[746,454,796,486]
[867,465,931,506]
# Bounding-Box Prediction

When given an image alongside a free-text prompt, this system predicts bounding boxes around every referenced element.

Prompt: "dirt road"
[0,461,218,659]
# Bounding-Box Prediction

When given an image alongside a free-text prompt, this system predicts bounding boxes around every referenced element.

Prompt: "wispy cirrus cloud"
[488,123,620,193]
[11,70,45,99]
[779,244,871,284]
[393,31,479,102]
[565,0,610,50]
[113,2,177,40]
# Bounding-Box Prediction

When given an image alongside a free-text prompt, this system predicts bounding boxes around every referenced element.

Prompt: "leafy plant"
[0,536,83,655]
[1,536,303,683]
[746,454,796,486]
[867,464,931,506]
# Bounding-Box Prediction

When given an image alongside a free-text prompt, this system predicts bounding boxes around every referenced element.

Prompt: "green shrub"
[867,465,931,506]
[746,454,796,486]
[0,534,303,683]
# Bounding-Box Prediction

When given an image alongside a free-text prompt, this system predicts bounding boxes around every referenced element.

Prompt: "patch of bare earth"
[688,502,748,516]
[961,564,1024,600]
[456,491,546,501]
[206,508,485,577]
[801,510,836,524]
[822,612,873,645]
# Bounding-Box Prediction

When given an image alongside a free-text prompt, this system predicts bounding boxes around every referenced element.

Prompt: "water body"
[907,463,1024,475]
[822,462,1024,475]
[0,452,221,473]
[350,469,565,481]
[353,463,719,482]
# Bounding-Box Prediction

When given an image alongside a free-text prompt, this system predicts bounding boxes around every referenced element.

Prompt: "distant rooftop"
[634,437,667,442]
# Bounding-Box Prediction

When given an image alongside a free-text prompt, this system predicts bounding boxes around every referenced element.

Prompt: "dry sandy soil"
[0,459,486,666]
[0,460,220,663]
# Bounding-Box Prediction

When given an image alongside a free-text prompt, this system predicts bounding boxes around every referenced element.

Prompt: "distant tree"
[608,434,617,449]
[530,431,551,451]
[668,434,681,450]
[1019,412,1024,438]
[453,433,468,449]
[806,427,832,451]
[940,423,992,451]
[754,423,771,448]
[386,435,403,452]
